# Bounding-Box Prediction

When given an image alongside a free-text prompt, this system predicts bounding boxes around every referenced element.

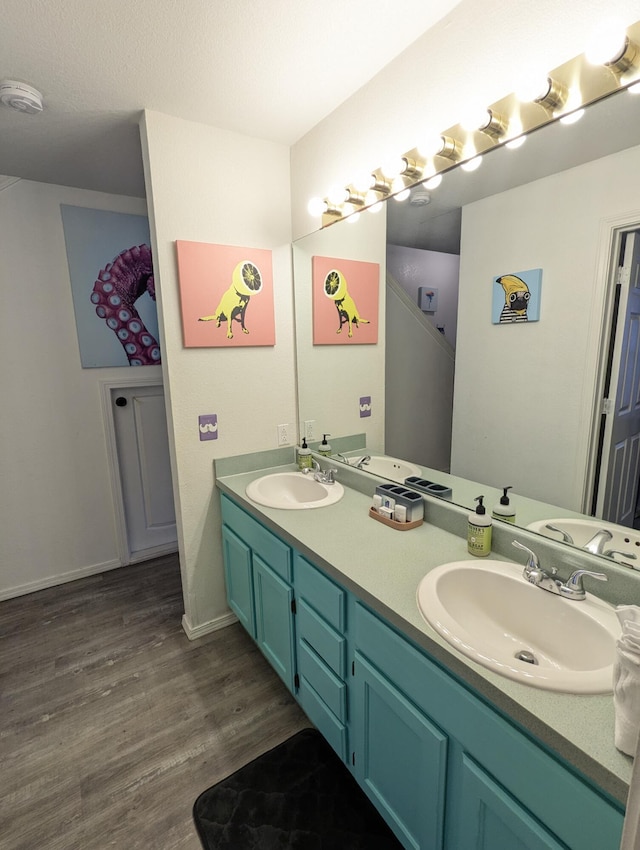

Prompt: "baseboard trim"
[129,543,178,564]
[181,610,238,640]
[0,558,123,602]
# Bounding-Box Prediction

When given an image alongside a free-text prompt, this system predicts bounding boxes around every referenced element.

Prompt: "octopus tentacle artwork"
[90,244,161,365]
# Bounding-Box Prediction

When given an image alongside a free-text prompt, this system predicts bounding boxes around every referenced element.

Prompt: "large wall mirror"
[293,83,640,568]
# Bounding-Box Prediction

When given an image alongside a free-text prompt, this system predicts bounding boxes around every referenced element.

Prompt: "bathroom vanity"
[216,456,636,850]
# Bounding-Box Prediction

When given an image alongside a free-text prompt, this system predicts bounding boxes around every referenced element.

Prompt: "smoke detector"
[409,187,431,206]
[0,80,43,114]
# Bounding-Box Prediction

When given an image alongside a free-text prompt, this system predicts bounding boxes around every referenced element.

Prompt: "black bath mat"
[193,728,403,849]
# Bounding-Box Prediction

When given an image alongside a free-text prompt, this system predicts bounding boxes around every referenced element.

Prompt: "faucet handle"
[565,569,607,593]
[512,540,541,571]
[603,549,637,561]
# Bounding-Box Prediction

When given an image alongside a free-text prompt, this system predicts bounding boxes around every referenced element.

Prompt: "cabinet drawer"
[297,599,346,678]
[221,495,291,581]
[297,675,348,762]
[294,553,345,632]
[297,638,347,722]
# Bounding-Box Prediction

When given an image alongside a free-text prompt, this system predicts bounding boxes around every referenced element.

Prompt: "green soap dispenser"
[492,486,516,523]
[318,434,332,457]
[468,495,492,557]
[297,437,313,470]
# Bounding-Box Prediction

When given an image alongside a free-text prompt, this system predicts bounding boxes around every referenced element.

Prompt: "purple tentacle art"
[90,244,161,366]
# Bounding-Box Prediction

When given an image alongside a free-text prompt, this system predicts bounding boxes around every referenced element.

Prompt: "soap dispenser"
[297,437,312,470]
[468,496,492,557]
[492,486,516,523]
[318,434,332,457]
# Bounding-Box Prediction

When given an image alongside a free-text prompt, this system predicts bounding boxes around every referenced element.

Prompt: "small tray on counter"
[368,507,423,531]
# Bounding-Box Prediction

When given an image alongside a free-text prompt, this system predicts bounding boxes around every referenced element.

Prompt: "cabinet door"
[452,754,565,850]
[222,525,255,637]
[353,652,447,850]
[253,555,295,692]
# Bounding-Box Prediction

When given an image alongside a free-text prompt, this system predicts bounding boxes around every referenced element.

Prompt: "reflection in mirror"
[293,83,640,568]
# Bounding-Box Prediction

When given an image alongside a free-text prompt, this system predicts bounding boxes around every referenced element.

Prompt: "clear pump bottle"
[318,434,332,457]
[492,486,516,523]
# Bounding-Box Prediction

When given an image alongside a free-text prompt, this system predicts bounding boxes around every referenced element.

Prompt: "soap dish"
[404,476,453,499]
[368,507,423,530]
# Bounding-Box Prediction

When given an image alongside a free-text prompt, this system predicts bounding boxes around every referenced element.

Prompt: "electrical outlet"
[304,420,316,441]
[277,424,292,447]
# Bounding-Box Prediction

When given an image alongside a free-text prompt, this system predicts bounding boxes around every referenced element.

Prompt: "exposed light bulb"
[327,185,348,206]
[381,157,405,179]
[347,212,360,224]
[586,18,628,65]
[629,81,640,93]
[516,75,552,103]
[461,155,483,172]
[367,201,383,214]
[418,136,446,158]
[393,189,410,201]
[423,173,442,190]
[560,108,585,125]
[558,86,584,124]
[506,134,526,150]
[307,197,327,217]
[352,171,375,193]
[391,176,410,200]
[461,108,491,132]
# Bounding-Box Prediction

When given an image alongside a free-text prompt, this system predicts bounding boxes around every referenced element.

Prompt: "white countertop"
[217,462,634,805]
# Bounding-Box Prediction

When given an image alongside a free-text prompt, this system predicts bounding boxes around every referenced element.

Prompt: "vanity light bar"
[314,18,640,227]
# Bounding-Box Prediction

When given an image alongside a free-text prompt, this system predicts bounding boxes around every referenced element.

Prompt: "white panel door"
[112,385,177,557]
[601,231,640,526]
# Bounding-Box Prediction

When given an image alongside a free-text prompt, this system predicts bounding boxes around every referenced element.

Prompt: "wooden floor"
[0,555,309,849]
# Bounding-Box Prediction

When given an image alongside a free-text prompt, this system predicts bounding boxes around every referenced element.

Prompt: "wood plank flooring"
[0,555,309,849]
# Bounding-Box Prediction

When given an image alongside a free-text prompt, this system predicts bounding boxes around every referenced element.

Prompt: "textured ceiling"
[0,0,461,197]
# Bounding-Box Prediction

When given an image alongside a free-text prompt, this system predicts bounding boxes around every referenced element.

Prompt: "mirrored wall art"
[176,241,275,347]
[312,255,379,345]
[492,268,542,324]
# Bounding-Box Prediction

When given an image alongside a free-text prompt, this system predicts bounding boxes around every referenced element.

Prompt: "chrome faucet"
[511,541,608,600]
[303,459,337,484]
[583,528,613,555]
[353,455,371,469]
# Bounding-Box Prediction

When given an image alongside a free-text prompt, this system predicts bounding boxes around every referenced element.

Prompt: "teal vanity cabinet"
[220,495,296,692]
[293,552,349,762]
[219,492,625,850]
[352,602,624,850]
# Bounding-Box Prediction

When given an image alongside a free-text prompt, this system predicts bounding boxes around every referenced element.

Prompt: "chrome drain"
[515,649,538,665]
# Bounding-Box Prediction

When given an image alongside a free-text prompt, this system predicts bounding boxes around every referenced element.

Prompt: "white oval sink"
[527,517,640,566]
[352,455,421,482]
[417,560,620,693]
[245,472,344,510]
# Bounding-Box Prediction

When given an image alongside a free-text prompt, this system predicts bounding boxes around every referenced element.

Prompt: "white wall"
[385,280,455,471]
[451,143,640,511]
[0,179,159,599]
[387,244,460,347]
[290,0,640,241]
[293,211,387,452]
[140,111,296,636]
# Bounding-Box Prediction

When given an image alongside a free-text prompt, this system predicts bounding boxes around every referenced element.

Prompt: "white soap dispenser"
[492,486,516,523]
[318,434,332,457]
[468,495,492,557]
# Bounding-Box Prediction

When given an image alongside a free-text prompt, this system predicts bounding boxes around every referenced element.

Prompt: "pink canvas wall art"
[176,241,275,347]
[312,256,379,345]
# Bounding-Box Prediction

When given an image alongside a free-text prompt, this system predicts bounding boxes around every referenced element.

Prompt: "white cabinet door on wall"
[110,383,177,560]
